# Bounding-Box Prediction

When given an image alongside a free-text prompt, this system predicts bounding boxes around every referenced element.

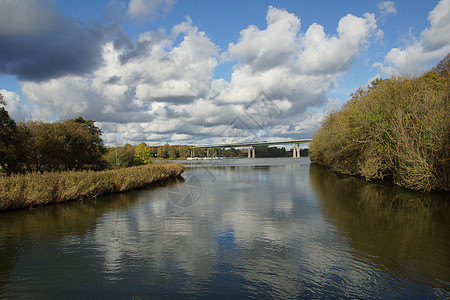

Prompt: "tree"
[106,140,135,169]
[67,117,107,170]
[0,94,18,174]
[157,144,169,159]
[432,52,450,77]
[168,146,178,159]
[13,118,107,172]
[134,142,153,164]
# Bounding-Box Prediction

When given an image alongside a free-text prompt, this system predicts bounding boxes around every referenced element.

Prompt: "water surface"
[0,158,448,298]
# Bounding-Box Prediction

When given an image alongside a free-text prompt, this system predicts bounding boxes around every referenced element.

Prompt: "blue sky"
[1,0,449,145]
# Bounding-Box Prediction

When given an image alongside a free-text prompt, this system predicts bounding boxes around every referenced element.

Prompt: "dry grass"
[310,73,449,192]
[0,162,184,212]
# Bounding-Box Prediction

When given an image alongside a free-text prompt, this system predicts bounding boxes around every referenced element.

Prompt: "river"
[0,158,448,298]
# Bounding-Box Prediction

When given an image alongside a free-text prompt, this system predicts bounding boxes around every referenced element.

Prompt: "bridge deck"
[193,139,312,149]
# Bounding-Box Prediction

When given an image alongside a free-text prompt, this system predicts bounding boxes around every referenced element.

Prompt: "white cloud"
[378,1,397,18]
[16,7,379,145]
[19,18,218,126]
[212,7,378,140]
[374,0,450,76]
[299,13,377,75]
[228,6,301,72]
[0,89,32,121]
[421,0,450,51]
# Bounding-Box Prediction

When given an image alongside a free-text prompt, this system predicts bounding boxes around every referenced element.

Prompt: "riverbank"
[0,162,184,212]
[309,60,449,192]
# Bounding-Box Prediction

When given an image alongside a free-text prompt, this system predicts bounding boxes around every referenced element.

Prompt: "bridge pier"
[293,143,302,158]
[248,146,255,158]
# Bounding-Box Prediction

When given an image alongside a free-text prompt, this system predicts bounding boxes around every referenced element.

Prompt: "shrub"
[310,56,449,192]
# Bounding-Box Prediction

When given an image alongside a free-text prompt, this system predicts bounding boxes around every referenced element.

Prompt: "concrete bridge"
[192,139,312,158]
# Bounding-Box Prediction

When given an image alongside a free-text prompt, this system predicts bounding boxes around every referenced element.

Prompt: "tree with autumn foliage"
[310,54,450,192]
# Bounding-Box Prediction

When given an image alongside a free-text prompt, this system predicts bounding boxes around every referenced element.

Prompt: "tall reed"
[0,162,184,212]
[310,73,449,192]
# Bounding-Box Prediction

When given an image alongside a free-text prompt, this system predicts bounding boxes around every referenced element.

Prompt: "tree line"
[309,53,449,192]
[105,143,297,168]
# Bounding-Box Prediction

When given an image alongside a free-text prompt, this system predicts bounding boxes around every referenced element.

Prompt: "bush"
[310,56,449,192]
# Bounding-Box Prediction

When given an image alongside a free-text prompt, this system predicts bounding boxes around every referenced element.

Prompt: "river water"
[0,158,449,298]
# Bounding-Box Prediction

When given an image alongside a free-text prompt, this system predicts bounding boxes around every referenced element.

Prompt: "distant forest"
[106,143,306,169]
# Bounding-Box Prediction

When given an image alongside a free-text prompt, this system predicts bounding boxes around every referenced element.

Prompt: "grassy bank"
[0,162,184,212]
[310,60,449,192]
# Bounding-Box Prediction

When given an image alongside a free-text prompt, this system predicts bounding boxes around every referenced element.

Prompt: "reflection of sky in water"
[88,159,397,297]
[1,158,448,298]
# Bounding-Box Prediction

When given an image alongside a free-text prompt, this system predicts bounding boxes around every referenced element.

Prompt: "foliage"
[255,145,291,157]
[15,118,107,172]
[0,162,184,212]
[104,143,293,163]
[310,54,450,192]
[432,52,450,77]
[0,94,18,174]
[106,143,135,169]
[134,142,154,164]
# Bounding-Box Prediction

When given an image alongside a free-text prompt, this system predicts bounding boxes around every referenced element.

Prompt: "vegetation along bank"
[0,95,184,212]
[0,162,184,212]
[310,54,449,192]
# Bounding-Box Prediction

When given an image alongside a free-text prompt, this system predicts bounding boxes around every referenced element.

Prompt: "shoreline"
[0,162,184,212]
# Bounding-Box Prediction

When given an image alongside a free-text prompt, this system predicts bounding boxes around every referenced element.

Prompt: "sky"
[1,0,449,146]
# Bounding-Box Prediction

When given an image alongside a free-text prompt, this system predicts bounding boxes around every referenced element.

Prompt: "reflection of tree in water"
[0,236,19,295]
[309,164,450,289]
[0,178,180,293]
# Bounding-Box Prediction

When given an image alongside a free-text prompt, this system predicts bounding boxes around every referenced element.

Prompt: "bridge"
[191,139,312,158]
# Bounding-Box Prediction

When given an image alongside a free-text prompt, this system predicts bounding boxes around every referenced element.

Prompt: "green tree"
[157,144,169,159]
[68,117,107,170]
[168,146,178,159]
[15,118,107,172]
[134,142,153,164]
[0,94,18,174]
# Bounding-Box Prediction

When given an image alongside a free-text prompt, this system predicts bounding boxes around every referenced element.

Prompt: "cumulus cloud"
[0,0,117,81]
[209,7,378,143]
[14,6,379,145]
[374,0,450,76]
[228,7,301,72]
[299,13,377,75]
[421,0,450,51]
[0,89,32,121]
[17,17,219,144]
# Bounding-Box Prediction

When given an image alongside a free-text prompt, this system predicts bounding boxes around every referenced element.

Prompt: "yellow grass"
[0,162,184,212]
[310,74,449,192]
